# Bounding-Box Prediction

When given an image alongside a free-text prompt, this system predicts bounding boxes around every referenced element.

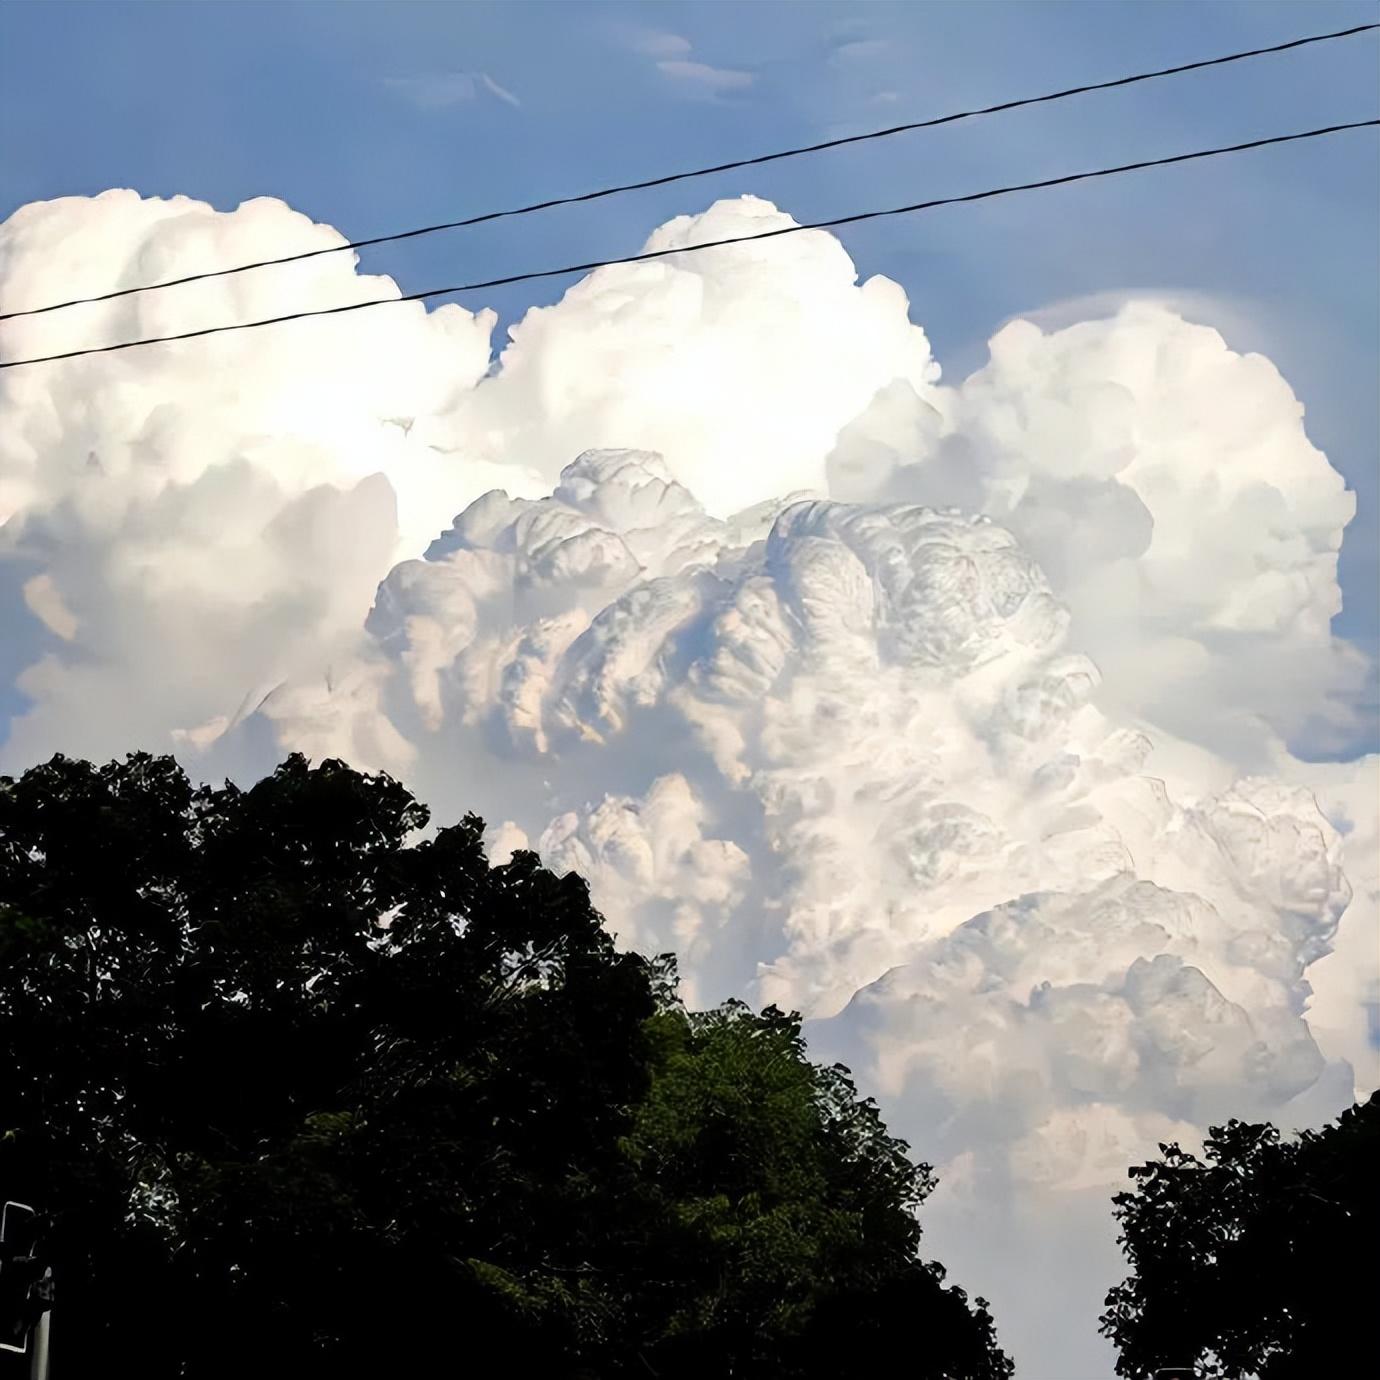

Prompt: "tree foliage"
[620,1000,1007,1377]
[0,752,1009,1377]
[1101,1092,1378,1378]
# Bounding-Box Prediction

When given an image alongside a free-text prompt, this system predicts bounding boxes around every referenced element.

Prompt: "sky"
[1,3,1377,1376]
[2,0,1377,727]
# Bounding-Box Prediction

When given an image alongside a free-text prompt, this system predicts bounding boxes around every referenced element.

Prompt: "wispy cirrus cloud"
[830,37,892,64]
[655,58,753,93]
[633,30,692,59]
[382,70,520,111]
[627,29,753,97]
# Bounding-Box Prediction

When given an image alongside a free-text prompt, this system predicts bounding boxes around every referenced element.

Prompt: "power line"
[0,20,1375,324]
[2,118,1375,370]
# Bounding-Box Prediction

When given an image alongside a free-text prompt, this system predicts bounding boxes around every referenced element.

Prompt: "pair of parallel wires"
[0,20,1376,369]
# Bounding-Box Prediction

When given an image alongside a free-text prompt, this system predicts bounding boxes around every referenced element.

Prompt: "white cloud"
[0,188,1373,1379]
[21,573,76,641]
[655,59,754,93]
[633,30,693,59]
[831,37,892,63]
[454,195,940,517]
[383,70,520,110]
[0,189,520,770]
[625,28,753,96]
[829,305,1364,760]
[477,73,521,109]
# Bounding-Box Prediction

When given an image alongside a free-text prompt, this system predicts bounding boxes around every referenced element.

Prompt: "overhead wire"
[1,119,1375,370]
[0,19,1375,323]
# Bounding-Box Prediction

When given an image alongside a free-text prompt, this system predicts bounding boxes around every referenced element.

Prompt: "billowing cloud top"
[1,188,1374,1378]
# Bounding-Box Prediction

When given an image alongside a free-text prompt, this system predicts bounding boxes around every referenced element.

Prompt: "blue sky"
[2,0,1377,750]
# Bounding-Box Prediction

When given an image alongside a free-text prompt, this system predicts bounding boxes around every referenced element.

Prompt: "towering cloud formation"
[0,189,513,768]
[454,194,943,514]
[1,189,1374,1377]
[831,307,1365,759]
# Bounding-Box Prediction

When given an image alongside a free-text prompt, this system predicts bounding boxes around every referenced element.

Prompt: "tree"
[618,999,1008,1378]
[0,752,1009,1377]
[1101,1092,1378,1378]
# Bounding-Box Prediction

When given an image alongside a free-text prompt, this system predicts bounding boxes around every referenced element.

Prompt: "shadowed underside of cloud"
[0,188,1374,1378]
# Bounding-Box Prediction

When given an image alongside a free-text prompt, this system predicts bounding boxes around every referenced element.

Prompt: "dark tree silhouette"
[0,752,1009,1378]
[1101,1092,1378,1378]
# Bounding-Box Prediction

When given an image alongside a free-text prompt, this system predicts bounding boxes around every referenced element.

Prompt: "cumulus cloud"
[829,305,1366,759]
[0,189,526,769]
[0,188,1373,1378]
[249,443,1371,1374]
[456,195,940,516]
